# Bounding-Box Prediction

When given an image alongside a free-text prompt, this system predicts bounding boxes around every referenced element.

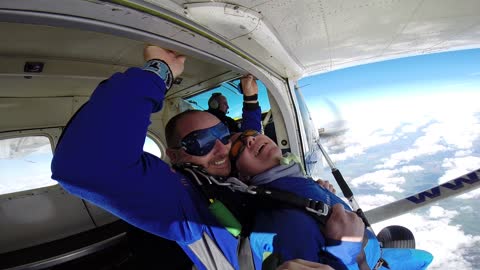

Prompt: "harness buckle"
[246,186,258,195]
[305,200,329,216]
[373,258,389,270]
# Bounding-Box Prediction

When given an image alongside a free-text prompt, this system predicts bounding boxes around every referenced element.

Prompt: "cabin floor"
[1,221,193,270]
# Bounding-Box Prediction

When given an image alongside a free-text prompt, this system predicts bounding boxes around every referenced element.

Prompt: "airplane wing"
[365,168,480,223]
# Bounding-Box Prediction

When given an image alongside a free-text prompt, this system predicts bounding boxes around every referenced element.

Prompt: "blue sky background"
[299,48,480,270]
[299,48,480,107]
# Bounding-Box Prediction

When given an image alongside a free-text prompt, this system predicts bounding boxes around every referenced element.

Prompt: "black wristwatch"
[143,59,174,91]
[243,94,258,101]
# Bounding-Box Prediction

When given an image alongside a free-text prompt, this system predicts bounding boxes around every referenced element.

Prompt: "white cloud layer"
[350,166,423,192]
[439,156,480,199]
[375,110,480,169]
[316,91,480,167]
[311,90,480,269]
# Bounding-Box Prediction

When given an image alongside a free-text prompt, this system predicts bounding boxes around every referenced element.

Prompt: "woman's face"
[230,131,282,177]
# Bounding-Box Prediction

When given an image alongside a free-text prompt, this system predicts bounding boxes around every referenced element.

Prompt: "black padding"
[377,225,416,248]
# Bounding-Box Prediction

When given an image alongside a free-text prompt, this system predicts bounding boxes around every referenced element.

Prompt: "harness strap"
[176,165,390,269]
[247,185,332,226]
[238,236,255,270]
[373,258,390,270]
[356,235,371,270]
[175,165,256,269]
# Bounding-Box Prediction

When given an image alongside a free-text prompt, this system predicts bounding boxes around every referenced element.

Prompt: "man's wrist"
[143,59,174,91]
[243,101,260,111]
[243,94,258,101]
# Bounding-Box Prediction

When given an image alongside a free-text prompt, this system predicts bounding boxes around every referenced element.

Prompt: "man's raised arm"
[240,75,262,132]
[50,46,197,239]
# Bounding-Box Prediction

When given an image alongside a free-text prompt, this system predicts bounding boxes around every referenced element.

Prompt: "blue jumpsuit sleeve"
[51,68,203,243]
[241,105,262,132]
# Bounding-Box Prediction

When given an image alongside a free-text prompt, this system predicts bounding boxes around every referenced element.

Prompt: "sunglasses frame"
[229,130,260,162]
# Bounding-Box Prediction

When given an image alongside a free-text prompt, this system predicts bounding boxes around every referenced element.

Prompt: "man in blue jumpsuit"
[230,130,434,270]
[52,45,260,269]
[51,45,369,270]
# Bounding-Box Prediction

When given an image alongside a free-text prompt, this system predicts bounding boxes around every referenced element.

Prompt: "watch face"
[143,60,173,89]
[159,66,169,78]
[146,60,167,76]
[146,61,161,70]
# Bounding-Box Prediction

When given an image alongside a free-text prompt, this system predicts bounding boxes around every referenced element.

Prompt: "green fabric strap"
[208,200,242,237]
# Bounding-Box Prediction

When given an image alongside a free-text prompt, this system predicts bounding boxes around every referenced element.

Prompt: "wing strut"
[365,168,480,224]
[315,138,374,232]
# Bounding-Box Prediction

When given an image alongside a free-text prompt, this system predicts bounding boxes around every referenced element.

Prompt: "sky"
[300,48,480,269]
[0,137,163,195]
[0,137,57,194]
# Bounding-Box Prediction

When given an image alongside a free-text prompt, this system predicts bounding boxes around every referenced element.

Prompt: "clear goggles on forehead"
[178,122,230,156]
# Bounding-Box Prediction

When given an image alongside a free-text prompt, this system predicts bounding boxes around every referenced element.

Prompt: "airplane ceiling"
[1,0,479,96]
[0,22,234,98]
[155,0,480,78]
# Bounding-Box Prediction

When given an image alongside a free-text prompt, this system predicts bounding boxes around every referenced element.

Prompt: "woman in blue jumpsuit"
[230,130,434,270]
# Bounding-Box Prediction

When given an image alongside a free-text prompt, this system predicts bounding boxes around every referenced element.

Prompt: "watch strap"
[243,94,258,101]
[143,59,174,91]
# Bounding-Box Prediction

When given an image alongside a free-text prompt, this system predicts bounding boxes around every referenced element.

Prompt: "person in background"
[206,78,257,133]
[207,92,238,132]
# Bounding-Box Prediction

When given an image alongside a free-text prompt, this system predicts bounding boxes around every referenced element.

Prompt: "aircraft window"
[143,136,162,158]
[294,87,317,154]
[185,79,271,119]
[185,79,277,142]
[0,136,57,195]
[300,49,480,269]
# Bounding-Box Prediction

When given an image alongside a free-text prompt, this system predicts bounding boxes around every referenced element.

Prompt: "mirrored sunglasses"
[178,122,230,156]
[229,130,260,162]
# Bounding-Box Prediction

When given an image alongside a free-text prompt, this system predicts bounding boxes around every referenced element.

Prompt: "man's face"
[167,111,232,177]
[217,95,229,113]
[230,131,282,177]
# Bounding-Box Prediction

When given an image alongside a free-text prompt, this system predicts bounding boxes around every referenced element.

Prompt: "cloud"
[0,173,57,195]
[309,90,480,269]
[399,165,424,173]
[457,189,480,200]
[378,144,448,169]
[0,137,52,160]
[356,194,397,210]
[439,156,480,199]
[375,110,480,169]
[320,91,480,169]
[421,116,480,150]
[350,166,423,192]
[455,150,473,157]
[440,156,480,179]
[428,205,457,219]
[459,205,473,212]
[399,123,420,134]
[326,130,394,162]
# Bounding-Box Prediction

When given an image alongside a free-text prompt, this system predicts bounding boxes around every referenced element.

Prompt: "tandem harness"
[175,164,332,227]
[175,164,389,270]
